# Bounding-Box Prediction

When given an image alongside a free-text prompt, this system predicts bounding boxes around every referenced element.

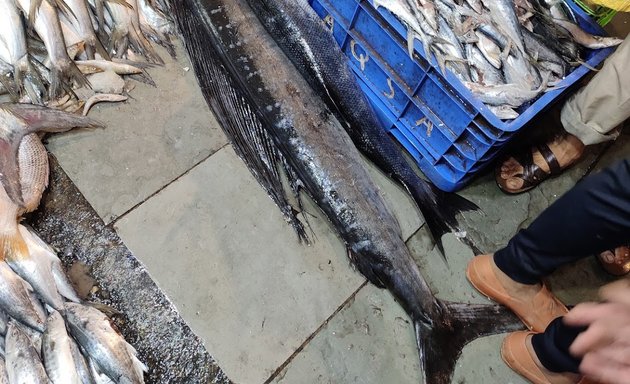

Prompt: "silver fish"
[488,104,520,119]
[0,0,45,103]
[19,225,82,303]
[15,0,89,98]
[479,0,526,54]
[0,262,46,331]
[475,31,502,69]
[466,43,503,86]
[465,73,548,107]
[6,224,66,312]
[553,19,623,49]
[105,0,163,64]
[43,311,82,384]
[6,320,50,384]
[502,49,542,89]
[60,0,109,59]
[65,303,146,384]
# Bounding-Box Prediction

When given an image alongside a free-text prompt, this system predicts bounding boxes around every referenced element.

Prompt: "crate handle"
[350,40,369,71]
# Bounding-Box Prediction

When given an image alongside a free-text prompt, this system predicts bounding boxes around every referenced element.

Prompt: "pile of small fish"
[0,103,147,383]
[0,0,174,113]
[373,0,623,119]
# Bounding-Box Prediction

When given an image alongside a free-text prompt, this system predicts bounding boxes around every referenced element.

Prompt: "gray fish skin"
[19,225,81,303]
[7,225,66,312]
[0,309,9,336]
[522,28,567,76]
[0,262,46,332]
[479,0,526,54]
[69,337,96,384]
[43,311,82,384]
[6,321,50,384]
[466,44,504,86]
[65,303,146,384]
[0,357,8,384]
[502,49,542,89]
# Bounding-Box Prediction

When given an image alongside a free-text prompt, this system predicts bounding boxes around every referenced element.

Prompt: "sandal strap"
[536,143,562,175]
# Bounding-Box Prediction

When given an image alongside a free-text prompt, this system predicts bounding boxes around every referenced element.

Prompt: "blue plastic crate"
[308,0,615,191]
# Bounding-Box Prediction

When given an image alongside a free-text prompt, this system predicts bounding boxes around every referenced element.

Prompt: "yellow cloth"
[588,0,630,12]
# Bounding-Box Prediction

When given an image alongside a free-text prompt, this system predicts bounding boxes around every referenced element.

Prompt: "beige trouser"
[561,33,630,145]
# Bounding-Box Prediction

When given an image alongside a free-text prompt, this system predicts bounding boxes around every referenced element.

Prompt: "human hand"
[564,279,630,384]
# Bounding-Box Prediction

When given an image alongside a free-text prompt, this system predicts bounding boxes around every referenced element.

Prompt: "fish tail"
[128,24,164,65]
[0,231,29,262]
[141,24,177,59]
[407,181,479,255]
[49,59,91,99]
[88,36,112,61]
[416,302,523,384]
[15,57,47,105]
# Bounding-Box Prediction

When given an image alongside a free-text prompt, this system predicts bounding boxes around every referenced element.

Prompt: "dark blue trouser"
[494,158,630,373]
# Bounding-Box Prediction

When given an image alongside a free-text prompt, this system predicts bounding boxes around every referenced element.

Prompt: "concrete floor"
[45,14,630,384]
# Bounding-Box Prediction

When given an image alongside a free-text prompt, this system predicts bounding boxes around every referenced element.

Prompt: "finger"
[564,302,606,326]
[584,343,630,368]
[600,279,630,305]
[581,351,630,384]
[570,320,617,356]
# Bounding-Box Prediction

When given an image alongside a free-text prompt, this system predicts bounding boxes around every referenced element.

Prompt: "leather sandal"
[502,331,551,384]
[597,246,630,276]
[502,331,604,384]
[496,142,564,195]
[466,255,568,333]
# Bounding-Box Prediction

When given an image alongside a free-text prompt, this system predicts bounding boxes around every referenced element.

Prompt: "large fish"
[0,104,101,264]
[170,1,522,382]
[244,0,479,253]
[65,303,146,384]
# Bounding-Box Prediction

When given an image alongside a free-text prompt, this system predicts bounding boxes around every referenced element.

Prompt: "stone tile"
[46,41,228,223]
[113,146,368,384]
[453,334,529,384]
[271,285,422,384]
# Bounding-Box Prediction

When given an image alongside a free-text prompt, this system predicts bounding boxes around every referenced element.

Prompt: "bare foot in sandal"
[497,133,585,194]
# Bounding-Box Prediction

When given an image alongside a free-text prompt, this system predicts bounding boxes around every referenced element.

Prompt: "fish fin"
[2,103,103,134]
[407,183,479,257]
[175,7,310,243]
[348,249,387,288]
[51,261,82,302]
[125,340,148,379]
[0,230,29,262]
[141,24,177,59]
[417,302,524,384]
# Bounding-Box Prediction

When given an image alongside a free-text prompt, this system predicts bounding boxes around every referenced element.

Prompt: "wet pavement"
[44,12,630,384]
